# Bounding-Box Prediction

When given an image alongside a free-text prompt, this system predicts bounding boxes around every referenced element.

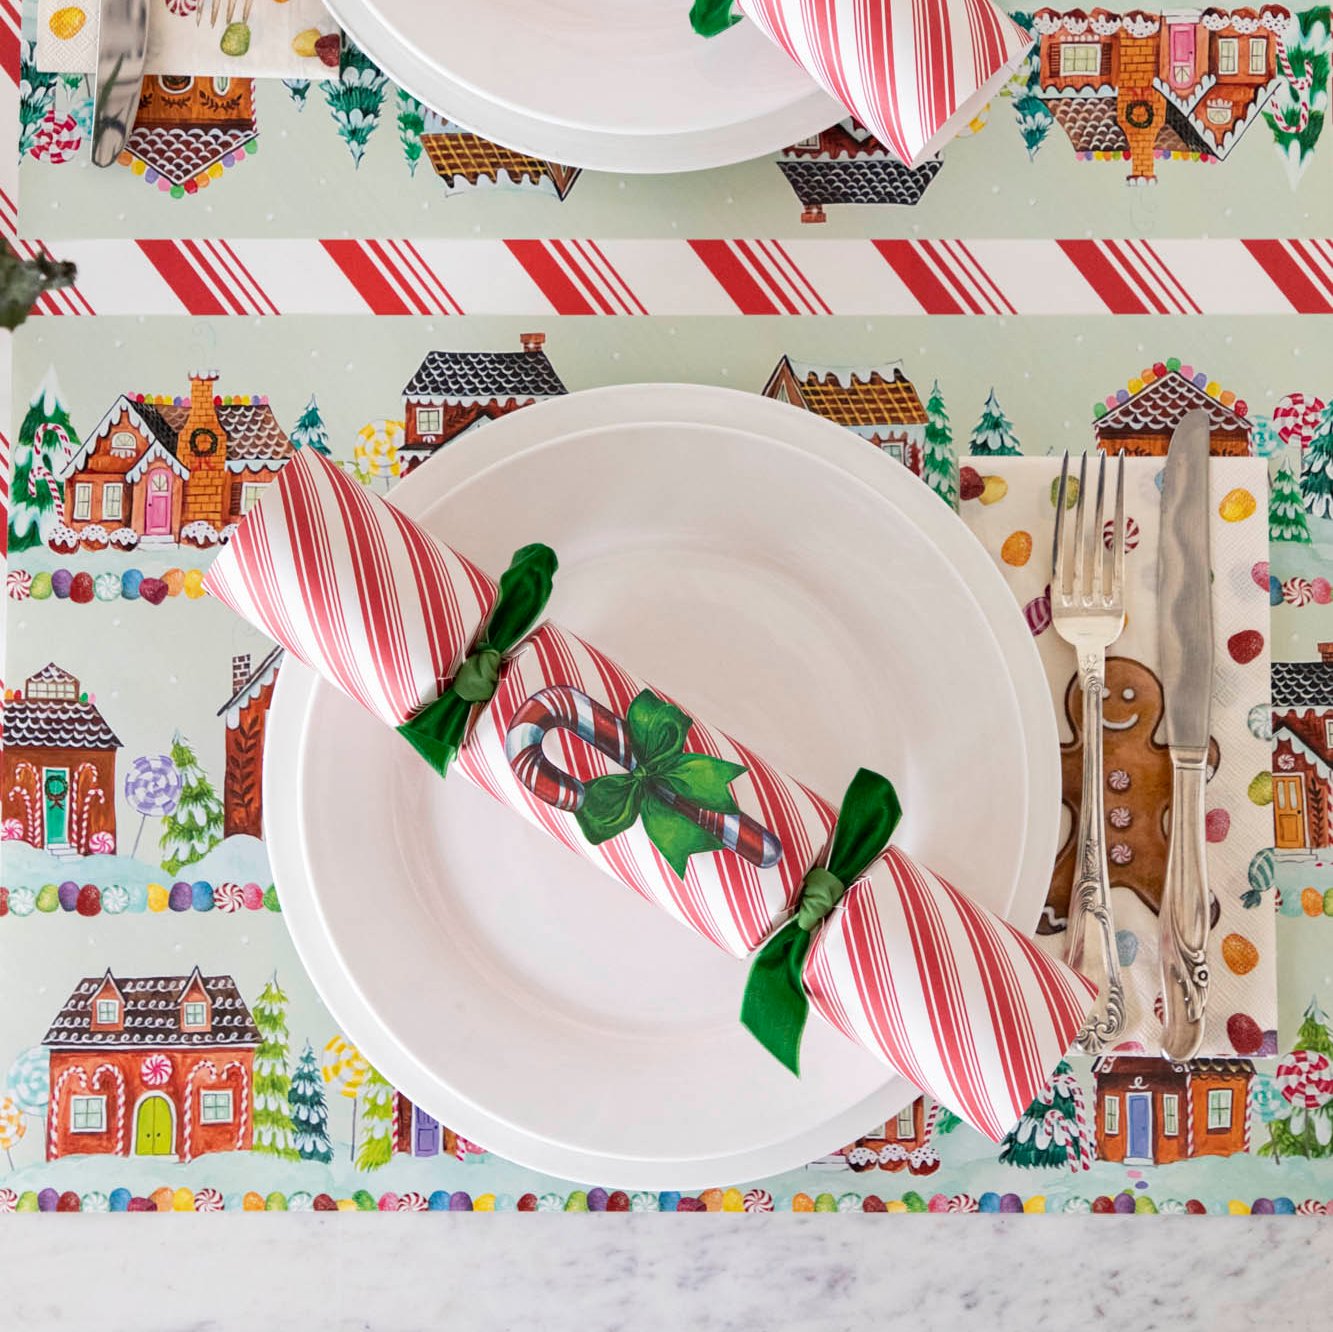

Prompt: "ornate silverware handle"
[1160,749,1209,1060]
[1067,647,1126,1054]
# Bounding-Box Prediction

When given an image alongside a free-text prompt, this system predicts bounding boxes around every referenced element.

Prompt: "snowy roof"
[402,347,568,401]
[1092,1054,1254,1078]
[765,357,928,427]
[43,972,260,1049]
[420,133,580,198]
[6,664,121,751]
[1094,369,1252,433]
[218,646,284,720]
[1273,661,1333,708]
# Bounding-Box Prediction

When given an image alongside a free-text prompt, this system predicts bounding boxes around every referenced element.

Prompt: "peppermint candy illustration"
[214,882,245,913]
[6,571,32,601]
[742,1189,774,1212]
[141,1055,172,1087]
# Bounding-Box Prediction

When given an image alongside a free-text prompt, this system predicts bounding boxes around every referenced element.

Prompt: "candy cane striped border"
[5,237,1333,316]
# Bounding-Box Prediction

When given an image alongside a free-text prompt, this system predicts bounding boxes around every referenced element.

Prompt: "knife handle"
[1160,750,1210,1061]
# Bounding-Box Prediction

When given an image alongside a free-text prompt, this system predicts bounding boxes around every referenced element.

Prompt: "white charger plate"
[325,0,844,172]
[266,384,1059,1188]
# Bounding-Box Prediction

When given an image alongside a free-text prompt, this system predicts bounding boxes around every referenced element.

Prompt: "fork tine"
[1071,451,1089,597]
[1053,452,1069,593]
[1112,448,1126,603]
[1091,451,1107,598]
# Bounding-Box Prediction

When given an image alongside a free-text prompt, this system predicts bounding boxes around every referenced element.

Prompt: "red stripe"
[872,240,964,313]
[688,240,779,314]
[320,240,412,315]
[135,241,228,315]
[1243,239,1333,314]
[505,240,596,315]
[1055,240,1149,314]
[0,0,19,84]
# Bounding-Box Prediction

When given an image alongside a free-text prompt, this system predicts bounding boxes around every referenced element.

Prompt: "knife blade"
[91,0,150,168]
[1156,407,1213,1060]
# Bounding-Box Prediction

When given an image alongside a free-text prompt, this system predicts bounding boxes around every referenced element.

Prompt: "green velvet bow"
[689,0,742,36]
[577,689,748,880]
[740,768,901,1075]
[398,542,557,776]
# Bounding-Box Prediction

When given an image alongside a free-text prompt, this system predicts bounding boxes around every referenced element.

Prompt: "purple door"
[414,1107,440,1157]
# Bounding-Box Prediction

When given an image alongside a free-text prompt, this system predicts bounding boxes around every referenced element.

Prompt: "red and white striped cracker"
[203,451,497,729]
[739,0,1032,167]
[803,847,1096,1142]
[457,622,838,959]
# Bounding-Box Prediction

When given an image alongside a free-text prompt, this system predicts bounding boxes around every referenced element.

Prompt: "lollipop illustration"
[5,1047,51,1116]
[124,754,183,857]
[0,1097,25,1170]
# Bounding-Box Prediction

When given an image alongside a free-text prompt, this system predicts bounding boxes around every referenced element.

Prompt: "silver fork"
[1051,450,1127,1053]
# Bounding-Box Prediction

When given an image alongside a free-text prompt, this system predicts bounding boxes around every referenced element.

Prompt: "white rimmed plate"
[266,384,1058,1188]
[325,0,843,173]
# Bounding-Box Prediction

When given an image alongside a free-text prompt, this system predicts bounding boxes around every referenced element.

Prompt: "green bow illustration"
[576,690,751,880]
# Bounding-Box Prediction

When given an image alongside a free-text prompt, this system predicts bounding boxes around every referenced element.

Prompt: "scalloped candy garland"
[0,881,280,917]
[1092,358,1248,420]
[7,567,209,603]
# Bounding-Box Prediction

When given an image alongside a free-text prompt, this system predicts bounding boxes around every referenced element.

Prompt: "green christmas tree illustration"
[355,1065,395,1171]
[998,1060,1090,1170]
[290,393,332,456]
[158,732,224,874]
[968,389,1022,457]
[283,78,310,111]
[397,89,426,176]
[1261,998,1333,1162]
[9,367,78,553]
[323,41,387,167]
[1302,403,1333,520]
[1271,455,1313,543]
[251,976,299,1160]
[289,1041,333,1163]
[1007,14,1052,159]
[922,380,959,510]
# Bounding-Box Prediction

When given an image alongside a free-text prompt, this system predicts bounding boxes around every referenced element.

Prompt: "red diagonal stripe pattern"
[321,239,463,315]
[873,239,1014,313]
[1243,239,1333,313]
[689,239,831,314]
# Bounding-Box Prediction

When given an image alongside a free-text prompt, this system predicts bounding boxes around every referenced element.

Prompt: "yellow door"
[134,1095,174,1155]
[1274,775,1307,850]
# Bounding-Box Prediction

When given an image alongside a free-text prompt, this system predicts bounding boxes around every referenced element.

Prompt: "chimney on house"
[232,654,251,694]
[520,333,546,353]
[1319,643,1333,665]
[801,204,827,224]
[190,370,220,411]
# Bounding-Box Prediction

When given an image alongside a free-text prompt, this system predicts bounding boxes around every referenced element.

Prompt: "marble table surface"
[7,1216,1330,1329]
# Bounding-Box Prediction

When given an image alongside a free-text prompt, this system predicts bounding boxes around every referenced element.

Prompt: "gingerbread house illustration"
[1033,6,1290,183]
[122,75,258,193]
[775,120,943,223]
[1093,360,1252,455]
[762,357,928,471]
[59,372,292,543]
[42,968,259,1161]
[392,1091,483,1160]
[400,335,568,474]
[1092,1055,1253,1163]
[819,1099,941,1175]
[218,648,283,840]
[1271,647,1333,853]
[2,664,120,856]
[420,112,581,199]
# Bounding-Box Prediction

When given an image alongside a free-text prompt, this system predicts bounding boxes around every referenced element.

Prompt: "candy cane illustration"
[92,1063,127,1157]
[1270,40,1313,135]
[31,423,69,525]
[182,1059,248,1160]
[505,685,782,869]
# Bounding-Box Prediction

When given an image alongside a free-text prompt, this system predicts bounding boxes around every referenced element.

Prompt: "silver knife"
[91,0,150,168]
[1157,408,1213,1061]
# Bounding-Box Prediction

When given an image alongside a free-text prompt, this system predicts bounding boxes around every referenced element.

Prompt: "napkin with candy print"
[205,450,1095,1142]
[691,0,1033,167]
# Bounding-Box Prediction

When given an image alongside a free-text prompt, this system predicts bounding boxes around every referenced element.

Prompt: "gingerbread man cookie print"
[1043,656,1219,935]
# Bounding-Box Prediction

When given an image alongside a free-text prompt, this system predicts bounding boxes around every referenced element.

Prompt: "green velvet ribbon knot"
[689,0,742,36]
[576,689,748,881]
[740,767,901,1075]
[397,542,557,777]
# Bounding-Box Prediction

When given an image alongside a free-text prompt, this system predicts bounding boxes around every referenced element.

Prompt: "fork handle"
[1160,750,1209,1061]
[1067,648,1127,1054]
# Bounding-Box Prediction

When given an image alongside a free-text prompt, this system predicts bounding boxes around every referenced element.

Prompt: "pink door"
[1170,25,1195,87]
[144,468,172,535]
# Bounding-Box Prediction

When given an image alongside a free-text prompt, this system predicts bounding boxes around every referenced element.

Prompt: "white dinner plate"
[266,384,1059,1188]
[324,0,844,172]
